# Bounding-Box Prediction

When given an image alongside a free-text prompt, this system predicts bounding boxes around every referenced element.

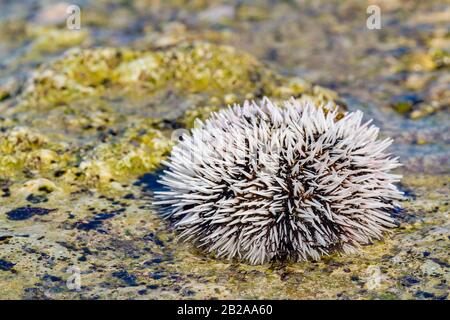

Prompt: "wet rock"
[33,2,72,26]
[421,260,446,276]
[0,259,16,271]
[26,26,89,55]
[181,288,196,296]
[26,194,48,204]
[42,274,63,282]
[399,275,420,287]
[74,210,120,231]
[414,290,435,299]
[147,284,159,290]
[198,5,235,23]
[112,270,138,287]
[399,52,436,72]
[236,4,269,21]
[1,187,11,198]
[150,273,165,280]
[0,0,448,301]
[390,93,423,114]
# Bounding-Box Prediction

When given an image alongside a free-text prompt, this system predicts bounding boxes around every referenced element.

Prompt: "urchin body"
[155,98,403,265]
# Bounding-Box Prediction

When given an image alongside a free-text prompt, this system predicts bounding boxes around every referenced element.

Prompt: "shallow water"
[0,0,448,299]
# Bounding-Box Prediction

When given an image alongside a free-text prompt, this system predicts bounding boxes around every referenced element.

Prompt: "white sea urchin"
[155,98,403,265]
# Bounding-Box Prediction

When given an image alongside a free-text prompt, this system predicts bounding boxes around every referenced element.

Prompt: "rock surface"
[0,0,448,300]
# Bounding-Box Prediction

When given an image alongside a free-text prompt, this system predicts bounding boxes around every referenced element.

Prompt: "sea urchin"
[155,98,403,265]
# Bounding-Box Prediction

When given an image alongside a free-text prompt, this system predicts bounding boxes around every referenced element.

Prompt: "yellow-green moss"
[4,42,341,190]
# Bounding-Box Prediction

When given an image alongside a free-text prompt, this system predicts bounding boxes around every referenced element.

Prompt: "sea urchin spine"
[155,98,403,265]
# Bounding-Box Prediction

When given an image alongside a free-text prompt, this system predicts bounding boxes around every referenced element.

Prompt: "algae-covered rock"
[26,26,89,56]
[0,121,170,189]
[398,52,437,73]
[0,41,342,300]
[2,42,340,190]
[391,47,449,119]
[0,126,73,180]
[79,124,170,186]
[19,42,334,112]
[0,0,449,301]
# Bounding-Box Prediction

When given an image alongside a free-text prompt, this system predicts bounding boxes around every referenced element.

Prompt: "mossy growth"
[0,126,74,180]
[392,101,414,114]
[179,105,220,128]
[78,123,171,186]
[26,26,89,56]
[19,42,339,113]
[4,42,341,189]
[398,52,437,72]
[0,121,171,189]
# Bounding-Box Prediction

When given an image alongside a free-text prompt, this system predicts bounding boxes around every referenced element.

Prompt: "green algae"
[391,47,449,119]
[0,122,170,191]
[2,42,340,190]
[0,0,449,301]
[78,124,171,186]
[26,26,90,57]
[0,126,74,180]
